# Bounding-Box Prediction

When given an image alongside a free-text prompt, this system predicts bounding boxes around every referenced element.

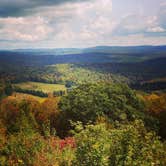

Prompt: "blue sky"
[0,0,166,49]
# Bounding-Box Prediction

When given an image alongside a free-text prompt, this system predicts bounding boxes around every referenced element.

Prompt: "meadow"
[12,92,47,103]
[13,81,66,93]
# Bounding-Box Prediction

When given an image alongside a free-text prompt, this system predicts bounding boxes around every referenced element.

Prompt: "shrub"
[4,132,44,165]
[74,124,111,166]
[74,121,166,166]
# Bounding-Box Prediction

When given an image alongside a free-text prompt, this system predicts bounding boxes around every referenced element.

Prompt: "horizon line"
[1,44,166,51]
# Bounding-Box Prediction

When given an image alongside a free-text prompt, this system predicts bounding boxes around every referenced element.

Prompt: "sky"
[0,0,166,49]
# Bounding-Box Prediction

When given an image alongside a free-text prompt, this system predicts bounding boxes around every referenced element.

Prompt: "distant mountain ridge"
[83,45,166,54]
[0,45,166,91]
[0,45,166,65]
[9,45,166,55]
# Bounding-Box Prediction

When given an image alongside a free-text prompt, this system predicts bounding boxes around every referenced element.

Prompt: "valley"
[0,46,166,165]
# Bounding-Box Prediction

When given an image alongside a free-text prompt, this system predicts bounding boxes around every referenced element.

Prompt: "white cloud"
[0,16,52,41]
[0,0,166,48]
[0,0,113,44]
[147,26,165,33]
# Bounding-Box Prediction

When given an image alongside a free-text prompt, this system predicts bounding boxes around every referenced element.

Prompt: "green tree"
[59,83,146,125]
[4,83,13,96]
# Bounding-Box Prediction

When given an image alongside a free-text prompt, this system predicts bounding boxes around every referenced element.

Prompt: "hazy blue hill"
[83,45,166,54]
[0,52,113,66]
[2,45,164,63]
[1,46,166,66]
[13,48,82,55]
[0,46,166,66]
[5,45,166,56]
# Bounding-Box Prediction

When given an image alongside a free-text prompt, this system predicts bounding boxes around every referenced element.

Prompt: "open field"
[12,92,47,103]
[13,81,66,93]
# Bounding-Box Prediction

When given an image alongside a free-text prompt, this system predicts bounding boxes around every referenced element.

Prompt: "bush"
[74,124,110,166]
[108,120,166,166]
[74,120,166,166]
[3,132,44,165]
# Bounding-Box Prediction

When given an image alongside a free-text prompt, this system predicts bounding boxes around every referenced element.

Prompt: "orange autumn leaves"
[0,95,60,134]
[144,93,166,115]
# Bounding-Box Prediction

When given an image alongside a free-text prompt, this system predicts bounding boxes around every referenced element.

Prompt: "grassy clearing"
[13,81,66,93]
[12,92,47,103]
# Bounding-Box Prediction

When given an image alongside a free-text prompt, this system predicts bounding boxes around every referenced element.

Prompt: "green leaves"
[74,124,110,166]
[59,83,147,125]
[74,120,166,166]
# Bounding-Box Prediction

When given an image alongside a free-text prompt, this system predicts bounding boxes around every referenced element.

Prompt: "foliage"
[12,92,47,103]
[144,93,166,138]
[74,120,166,166]
[4,83,13,96]
[59,83,148,125]
[74,124,110,166]
[0,81,165,165]
[0,97,40,134]
[0,46,166,166]
[0,132,76,166]
[0,82,13,99]
[3,132,44,165]
[0,86,5,99]
[15,87,48,97]
[108,120,166,166]
[145,93,166,115]
[0,96,60,136]
[0,95,75,165]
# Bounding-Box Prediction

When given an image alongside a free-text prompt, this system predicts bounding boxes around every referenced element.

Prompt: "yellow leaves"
[18,159,23,163]
[144,93,166,115]
[92,142,100,149]
[146,94,159,100]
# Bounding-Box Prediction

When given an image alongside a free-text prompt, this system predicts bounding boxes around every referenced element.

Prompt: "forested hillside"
[0,46,166,165]
[0,46,166,91]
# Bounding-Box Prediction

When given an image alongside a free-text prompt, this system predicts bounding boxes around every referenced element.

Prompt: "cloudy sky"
[0,0,166,49]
